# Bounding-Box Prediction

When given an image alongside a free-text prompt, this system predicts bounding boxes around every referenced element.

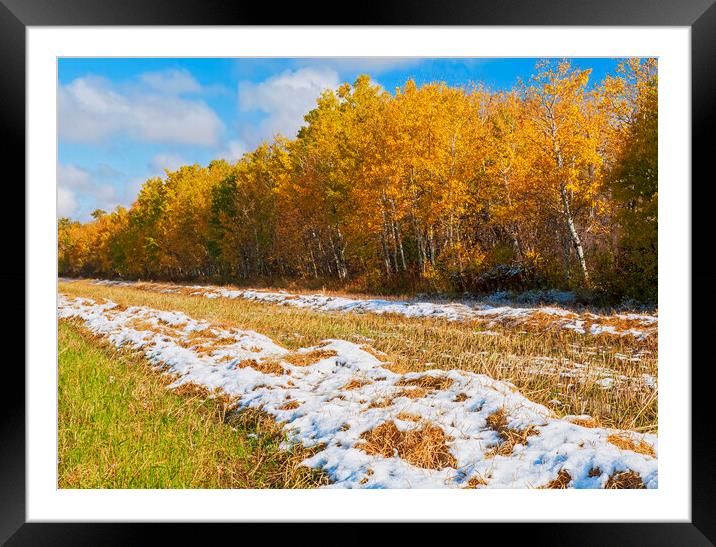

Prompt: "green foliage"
[608,63,658,302]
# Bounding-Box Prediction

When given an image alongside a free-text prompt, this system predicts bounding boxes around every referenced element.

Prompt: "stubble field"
[58,278,658,489]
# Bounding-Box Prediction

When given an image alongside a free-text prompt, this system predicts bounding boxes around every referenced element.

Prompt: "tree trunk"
[395,220,407,271]
[560,184,589,286]
[557,228,571,285]
[413,217,425,273]
[381,232,392,276]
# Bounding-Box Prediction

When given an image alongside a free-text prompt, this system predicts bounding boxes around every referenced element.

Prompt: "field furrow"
[82,278,658,339]
[59,294,658,489]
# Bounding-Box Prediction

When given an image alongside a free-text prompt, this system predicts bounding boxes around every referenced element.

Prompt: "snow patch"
[87,279,658,339]
[59,294,658,489]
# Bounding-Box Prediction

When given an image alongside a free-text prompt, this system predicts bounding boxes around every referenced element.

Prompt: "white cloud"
[298,58,422,76]
[59,74,224,146]
[238,67,340,144]
[57,163,123,220]
[58,163,116,201]
[150,153,187,173]
[216,139,248,163]
[58,163,92,189]
[139,68,202,95]
[57,186,78,218]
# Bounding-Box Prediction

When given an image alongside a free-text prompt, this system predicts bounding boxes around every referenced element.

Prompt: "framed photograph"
[5,0,714,542]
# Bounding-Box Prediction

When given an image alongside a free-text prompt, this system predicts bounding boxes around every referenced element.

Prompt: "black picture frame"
[3,0,714,543]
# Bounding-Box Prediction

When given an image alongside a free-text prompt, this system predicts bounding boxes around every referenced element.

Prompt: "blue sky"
[58,57,622,221]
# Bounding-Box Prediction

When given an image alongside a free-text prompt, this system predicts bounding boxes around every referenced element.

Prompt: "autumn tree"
[523,60,607,287]
[607,59,658,301]
[57,60,657,302]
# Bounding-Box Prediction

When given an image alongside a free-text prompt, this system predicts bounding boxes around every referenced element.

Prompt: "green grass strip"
[58,320,327,489]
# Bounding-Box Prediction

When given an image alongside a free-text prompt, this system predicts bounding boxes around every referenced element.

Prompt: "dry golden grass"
[172,381,212,398]
[605,470,646,489]
[283,349,338,366]
[382,362,411,374]
[278,400,300,411]
[395,375,454,390]
[607,434,656,456]
[394,387,430,400]
[510,310,654,340]
[171,383,239,421]
[126,318,159,332]
[599,315,652,332]
[186,328,211,340]
[485,408,540,457]
[360,344,391,362]
[358,468,374,485]
[234,358,286,376]
[396,412,421,422]
[453,393,469,402]
[465,475,488,488]
[193,337,240,355]
[59,280,658,432]
[156,316,187,329]
[367,398,392,409]
[342,378,372,390]
[358,421,457,470]
[566,416,601,428]
[540,469,572,489]
[486,408,510,432]
[525,311,578,332]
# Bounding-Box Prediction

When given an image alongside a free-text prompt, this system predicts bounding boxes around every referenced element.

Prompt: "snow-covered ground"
[85,279,658,339]
[58,294,658,489]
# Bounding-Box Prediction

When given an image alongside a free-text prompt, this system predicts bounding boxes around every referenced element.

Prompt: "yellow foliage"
[58,60,657,301]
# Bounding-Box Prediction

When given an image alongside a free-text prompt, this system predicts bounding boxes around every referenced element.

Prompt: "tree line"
[58,59,657,302]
